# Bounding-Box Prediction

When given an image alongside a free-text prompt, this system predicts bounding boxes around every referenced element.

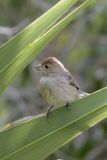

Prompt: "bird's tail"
[79,90,90,99]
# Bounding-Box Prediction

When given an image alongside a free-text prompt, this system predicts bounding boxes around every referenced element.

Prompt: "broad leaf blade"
[0,0,78,72]
[0,87,107,160]
[0,0,93,95]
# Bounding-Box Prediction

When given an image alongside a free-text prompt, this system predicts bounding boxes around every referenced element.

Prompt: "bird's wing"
[66,72,79,90]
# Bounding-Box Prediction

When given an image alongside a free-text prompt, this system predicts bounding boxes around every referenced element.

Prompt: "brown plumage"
[35,57,82,108]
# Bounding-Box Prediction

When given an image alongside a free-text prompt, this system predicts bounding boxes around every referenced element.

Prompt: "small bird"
[35,57,88,117]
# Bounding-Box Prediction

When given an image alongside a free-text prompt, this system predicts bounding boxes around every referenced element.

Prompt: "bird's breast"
[40,77,79,106]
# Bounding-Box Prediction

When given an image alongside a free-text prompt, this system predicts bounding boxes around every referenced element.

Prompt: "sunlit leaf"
[0,87,107,160]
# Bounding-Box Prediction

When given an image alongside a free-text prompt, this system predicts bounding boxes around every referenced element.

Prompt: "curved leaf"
[0,87,107,160]
[0,0,78,72]
[0,0,94,95]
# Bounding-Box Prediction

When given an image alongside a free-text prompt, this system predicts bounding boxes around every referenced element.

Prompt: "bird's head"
[35,57,67,77]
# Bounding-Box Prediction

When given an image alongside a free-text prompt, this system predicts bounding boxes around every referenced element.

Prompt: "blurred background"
[0,0,107,159]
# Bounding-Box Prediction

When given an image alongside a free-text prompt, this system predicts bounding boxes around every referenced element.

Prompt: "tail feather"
[79,90,90,99]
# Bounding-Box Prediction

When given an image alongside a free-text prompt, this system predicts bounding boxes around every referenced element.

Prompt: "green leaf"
[0,0,94,95]
[0,0,78,71]
[0,87,107,160]
[0,0,78,94]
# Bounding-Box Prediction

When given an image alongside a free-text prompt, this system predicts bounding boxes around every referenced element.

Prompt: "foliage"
[0,0,107,159]
[0,87,107,160]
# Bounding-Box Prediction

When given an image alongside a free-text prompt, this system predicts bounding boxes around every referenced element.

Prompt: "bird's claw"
[47,105,54,118]
[66,102,71,111]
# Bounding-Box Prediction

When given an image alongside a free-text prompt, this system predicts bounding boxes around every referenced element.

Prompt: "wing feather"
[65,72,79,90]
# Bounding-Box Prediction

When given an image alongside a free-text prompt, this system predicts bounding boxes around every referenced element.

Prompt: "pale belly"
[40,77,79,107]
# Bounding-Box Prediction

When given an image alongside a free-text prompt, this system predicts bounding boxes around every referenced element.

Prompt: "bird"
[35,57,89,117]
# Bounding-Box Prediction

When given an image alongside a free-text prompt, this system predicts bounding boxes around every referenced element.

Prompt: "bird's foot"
[47,105,54,118]
[66,102,71,111]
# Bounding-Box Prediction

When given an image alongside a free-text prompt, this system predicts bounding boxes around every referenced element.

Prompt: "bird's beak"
[35,64,42,71]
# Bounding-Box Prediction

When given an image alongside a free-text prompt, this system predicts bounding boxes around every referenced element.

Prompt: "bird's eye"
[44,65,48,69]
